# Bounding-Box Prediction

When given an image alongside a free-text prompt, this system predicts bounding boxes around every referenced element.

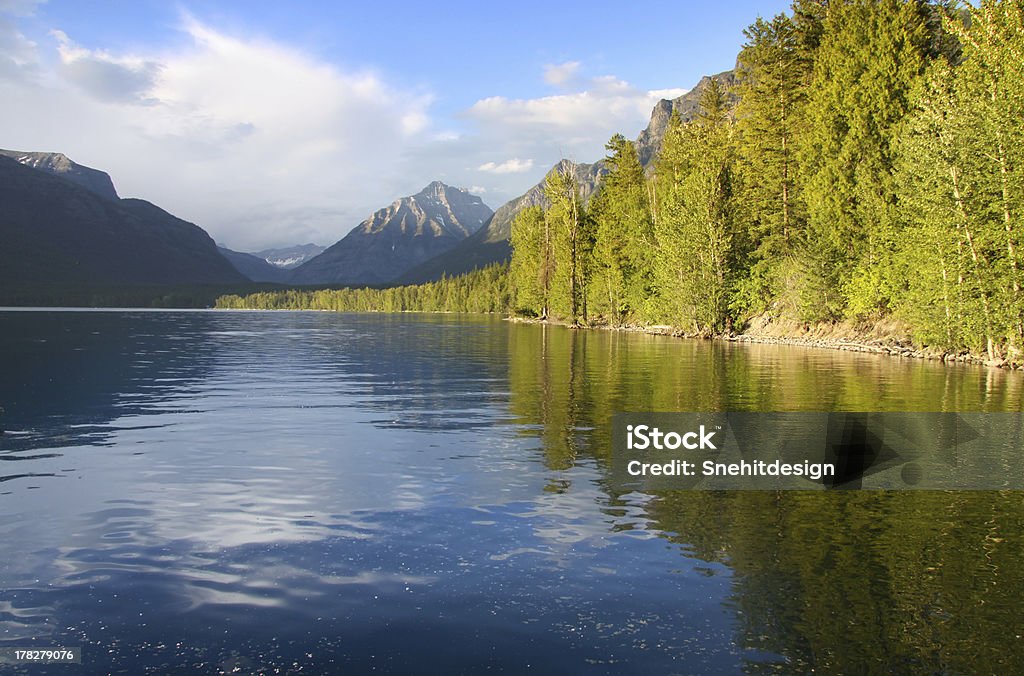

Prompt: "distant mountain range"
[222,179,492,287]
[256,244,325,269]
[289,181,492,286]
[0,146,491,291]
[0,70,732,295]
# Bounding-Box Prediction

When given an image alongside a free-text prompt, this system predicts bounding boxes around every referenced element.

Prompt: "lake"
[0,309,1022,673]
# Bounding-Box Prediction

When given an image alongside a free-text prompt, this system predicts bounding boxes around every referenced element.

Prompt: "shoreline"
[132,304,1013,370]
[505,315,1019,371]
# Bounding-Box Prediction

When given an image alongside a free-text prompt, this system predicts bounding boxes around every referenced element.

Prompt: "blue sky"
[1,0,793,249]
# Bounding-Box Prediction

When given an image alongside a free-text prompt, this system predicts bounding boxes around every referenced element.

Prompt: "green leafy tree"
[509,205,552,317]
[897,0,1024,359]
[800,0,933,320]
[654,80,738,334]
[733,12,812,315]
[951,0,1024,351]
[589,134,654,324]
[544,163,590,325]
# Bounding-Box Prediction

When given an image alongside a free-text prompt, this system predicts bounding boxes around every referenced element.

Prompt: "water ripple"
[0,310,1020,673]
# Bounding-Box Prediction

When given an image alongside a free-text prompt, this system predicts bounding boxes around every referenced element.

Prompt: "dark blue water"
[1,310,1021,674]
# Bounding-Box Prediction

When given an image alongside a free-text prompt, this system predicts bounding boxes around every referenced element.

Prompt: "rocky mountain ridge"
[400,161,606,284]
[289,181,492,286]
[217,246,291,283]
[0,149,121,202]
[255,243,325,269]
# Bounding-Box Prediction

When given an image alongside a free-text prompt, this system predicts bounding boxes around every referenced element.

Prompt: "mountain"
[255,243,325,269]
[635,70,737,167]
[399,161,606,284]
[0,153,246,287]
[290,181,492,286]
[0,149,120,201]
[218,246,290,283]
[401,70,737,283]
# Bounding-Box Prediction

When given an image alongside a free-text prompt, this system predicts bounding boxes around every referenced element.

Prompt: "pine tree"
[544,163,590,325]
[736,13,808,248]
[654,80,737,334]
[509,205,551,317]
[590,134,653,324]
[733,12,812,315]
[800,0,933,320]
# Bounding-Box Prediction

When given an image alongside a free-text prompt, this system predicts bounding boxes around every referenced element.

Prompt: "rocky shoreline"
[506,315,1019,370]
[719,332,1010,368]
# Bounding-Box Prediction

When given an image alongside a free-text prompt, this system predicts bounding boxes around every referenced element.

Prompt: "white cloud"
[649,87,688,101]
[0,0,44,17]
[0,17,37,78]
[469,185,486,194]
[0,0,41,81]
[542,60,580,88]
[0,16,438,249]
[0,17,689,250]
[53,30,161,103]
[467,75,669,135]
[390,65,691,217]
[431,130,460,142]
[477,158,533,174]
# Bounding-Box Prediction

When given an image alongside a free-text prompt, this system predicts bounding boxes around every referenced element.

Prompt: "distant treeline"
[0,282,287,308]
[215,264,511,313]
[219,0,1024,361]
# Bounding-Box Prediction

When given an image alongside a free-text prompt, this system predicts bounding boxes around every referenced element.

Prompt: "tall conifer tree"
[734,12,813,313]
[590,134,653,324]
[544,164,590,325]
[509,205,552,317]
[800,0,933,319]
[654,80,737,334]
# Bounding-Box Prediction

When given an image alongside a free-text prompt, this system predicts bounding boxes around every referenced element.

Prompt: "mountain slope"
[218,246,290,283]
[0,155,245,287]
[399,161,606,284]
[402,70,737,283]
[290,181,492,286]
[635,70,737,167]
[0,149,120,201]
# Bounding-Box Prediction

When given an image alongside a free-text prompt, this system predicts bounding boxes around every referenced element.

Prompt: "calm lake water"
[0,309,1022,674]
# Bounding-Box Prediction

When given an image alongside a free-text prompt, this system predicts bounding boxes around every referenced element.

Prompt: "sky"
[0,0,793,250]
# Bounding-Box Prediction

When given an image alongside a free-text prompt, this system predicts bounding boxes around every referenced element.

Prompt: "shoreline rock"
[505,315,1018,371]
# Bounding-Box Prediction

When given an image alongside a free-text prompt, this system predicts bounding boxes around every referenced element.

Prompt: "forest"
[216,264,512,313]
[218,0,1024,362]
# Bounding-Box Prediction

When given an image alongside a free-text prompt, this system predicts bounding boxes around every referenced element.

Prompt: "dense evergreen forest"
[219,0,1024,361]
[216,264,512,313]
[0,282,282,309]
